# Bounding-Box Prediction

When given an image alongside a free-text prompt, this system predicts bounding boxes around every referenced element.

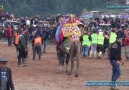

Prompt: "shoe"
[88,57,91,59]
[110,87,119,90]
[38,58,41,60]
[23,64,27,66]
[18,64,24,67]
[98,56,100,59]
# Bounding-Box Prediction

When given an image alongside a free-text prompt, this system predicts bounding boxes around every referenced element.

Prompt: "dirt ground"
[0,41,129,90]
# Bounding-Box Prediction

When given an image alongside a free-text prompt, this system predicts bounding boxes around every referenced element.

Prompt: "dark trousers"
[108,43,112,58]
[102,45,108,54]
[59,51,66,65]
[42,40,46,53]
[110,60,121,82]
[33,44,41,60]
[97,44,103,52]
[7,37,12,46]
[18,48,27,65]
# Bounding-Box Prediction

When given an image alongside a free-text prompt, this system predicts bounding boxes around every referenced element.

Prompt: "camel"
[57,38,81,77]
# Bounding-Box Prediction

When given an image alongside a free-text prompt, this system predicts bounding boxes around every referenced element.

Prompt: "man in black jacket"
[17,30,28,67]
[109,38,124,90]
[0,57,15,90]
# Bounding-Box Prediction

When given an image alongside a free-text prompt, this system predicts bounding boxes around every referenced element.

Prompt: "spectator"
[0,57,15,90]
[5,24,13,46]
[124,32,129,60]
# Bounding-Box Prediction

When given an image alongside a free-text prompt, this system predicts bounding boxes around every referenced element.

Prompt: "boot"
[22,58,27,66]
[97,53,100,59]
[98,51,102,59]
[89,50,92,59]
[18,58,22,67]
[94,51,97,59]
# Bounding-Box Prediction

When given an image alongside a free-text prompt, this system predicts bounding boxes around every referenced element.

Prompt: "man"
[97,31,104,59]
[102,31,109,59]
[42,27,50,53]
[109,38,124,90]
[13,31,19,55]
[108,29,117,58]
[124,32,129,60]
[5,25,13,46]
[32,35,42,60]
[89,30,98,58]
[17,30,28,67]
[82,32,91,57]
[0,57,15,90]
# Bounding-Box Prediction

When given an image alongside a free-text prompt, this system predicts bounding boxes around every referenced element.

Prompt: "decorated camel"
[55,14,84,77]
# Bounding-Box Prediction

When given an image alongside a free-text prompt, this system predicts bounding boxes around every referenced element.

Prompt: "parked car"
[3,20,21,30]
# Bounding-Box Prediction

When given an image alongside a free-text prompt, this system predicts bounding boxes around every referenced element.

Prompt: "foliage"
[0,0,126,17]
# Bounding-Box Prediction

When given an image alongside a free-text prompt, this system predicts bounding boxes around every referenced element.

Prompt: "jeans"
[82,45,89,57]
[42,40,46,53]
[18,48,27,65]
[7,37,12,46]
[90,44,97,57]
[110,60,121,82]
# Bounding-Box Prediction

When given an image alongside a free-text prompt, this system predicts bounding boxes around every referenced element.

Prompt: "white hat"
[99,32,103,35]
[33,24,36,27]
[99,29,102,32]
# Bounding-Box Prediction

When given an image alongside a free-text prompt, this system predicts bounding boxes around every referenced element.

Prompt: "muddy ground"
[0,41,129,90]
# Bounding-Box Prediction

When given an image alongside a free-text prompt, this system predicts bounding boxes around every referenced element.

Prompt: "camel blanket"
[61,23,81,42]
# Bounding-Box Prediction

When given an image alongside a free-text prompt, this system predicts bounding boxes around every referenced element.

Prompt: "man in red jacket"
[124,32,129,60]
[5,25,13,46]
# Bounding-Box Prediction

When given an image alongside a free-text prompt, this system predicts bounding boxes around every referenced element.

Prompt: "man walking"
[109,38,124,90]
[32,35,42,60]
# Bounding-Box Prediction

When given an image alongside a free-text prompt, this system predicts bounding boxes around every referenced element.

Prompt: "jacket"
[0,67,15,90]
[17,35,27,49]
[6,28,13,38]
[109,42,122,61]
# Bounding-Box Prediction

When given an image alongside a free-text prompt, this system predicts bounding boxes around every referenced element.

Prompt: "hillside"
[0,0,126,17]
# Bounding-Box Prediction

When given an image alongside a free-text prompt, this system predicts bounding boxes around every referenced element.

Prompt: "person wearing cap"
[0,58,15,90]
[109,37,124,90]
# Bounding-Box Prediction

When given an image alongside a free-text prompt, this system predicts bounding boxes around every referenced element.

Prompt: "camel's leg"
[68,59,74,75]
[66,53,69,73]
[75,43,80,77]
[75,56,79,77]
[57,51,63,74]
